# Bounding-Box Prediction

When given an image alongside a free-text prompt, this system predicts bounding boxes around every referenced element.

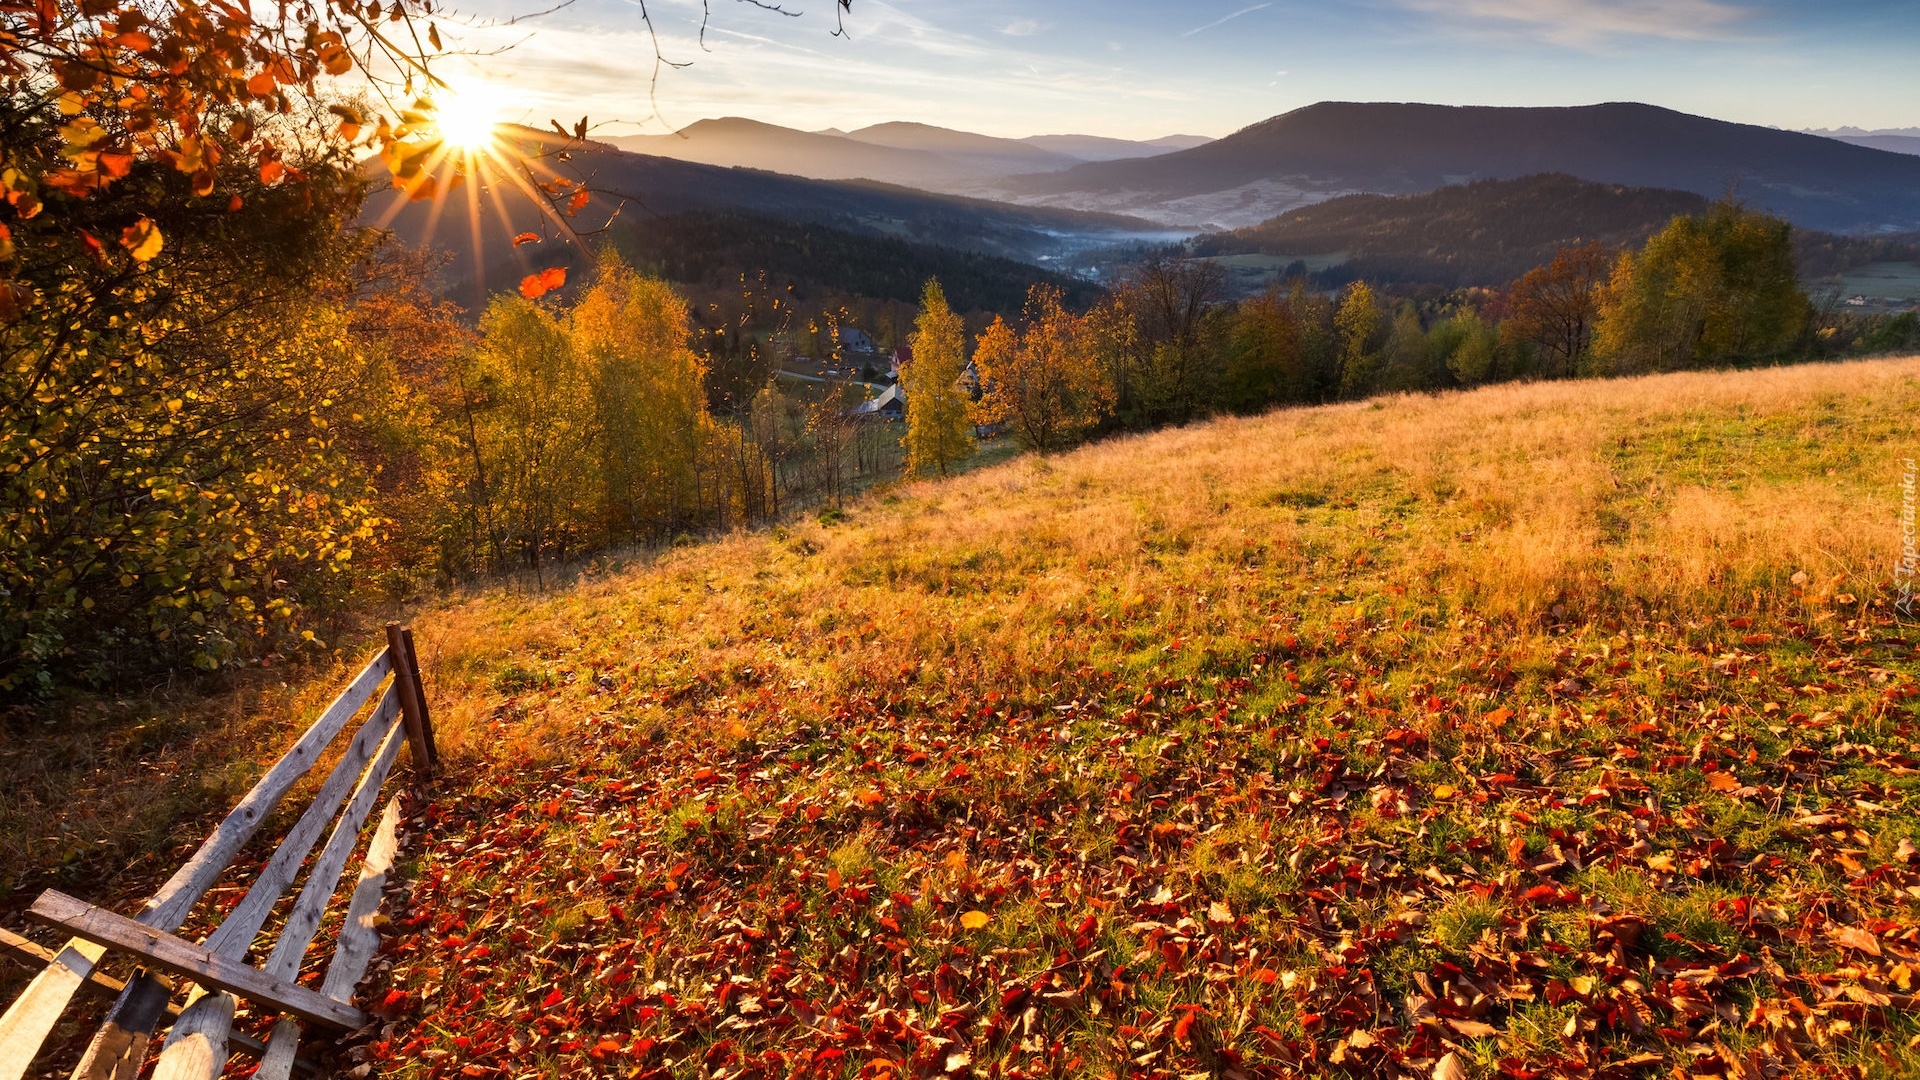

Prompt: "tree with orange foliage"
[1501,241,1612,375]
[973,284,1114,453]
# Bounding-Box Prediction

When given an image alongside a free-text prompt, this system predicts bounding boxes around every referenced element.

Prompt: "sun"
[432,81,505,152]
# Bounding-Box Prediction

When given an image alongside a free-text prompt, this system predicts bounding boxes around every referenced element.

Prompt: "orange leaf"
[959,910,990,930]
[259,160,285,185]
[826,867,842,891]
[246,71,276,96]
[319,43,353,75]
[567,188,589,215]
[519,265,565,299]
[512,232,541,247]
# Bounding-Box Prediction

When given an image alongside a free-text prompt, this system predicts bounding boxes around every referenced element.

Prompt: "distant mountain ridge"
[370,127,1159,309]
[607,120,1210,194]
[1006,101,1920,234]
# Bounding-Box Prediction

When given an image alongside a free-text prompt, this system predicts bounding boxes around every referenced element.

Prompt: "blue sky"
[433,0,1920,140]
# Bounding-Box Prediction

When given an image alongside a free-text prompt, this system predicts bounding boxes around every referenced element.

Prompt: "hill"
[607,120,1199,194]
[7,359,1920,1079]
[370,129,1157,309]
[1006,101,1920,233]
[607,118,970,189]
[1193,174,1711,286]
[1023,132,1215,160]
[355,359,1919,1079]
[1826,134,1920,157]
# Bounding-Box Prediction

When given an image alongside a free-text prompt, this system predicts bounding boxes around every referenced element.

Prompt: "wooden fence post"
[401,626,439,768]
[385,623,435,776]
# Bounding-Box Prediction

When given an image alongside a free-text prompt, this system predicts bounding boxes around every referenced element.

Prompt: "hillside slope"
[1195,174,1710,285]
[1006,101,1920,233]
[353,359,1919,1080]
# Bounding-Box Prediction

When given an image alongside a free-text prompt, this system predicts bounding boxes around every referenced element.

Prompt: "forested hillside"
[1193,175,1920,287]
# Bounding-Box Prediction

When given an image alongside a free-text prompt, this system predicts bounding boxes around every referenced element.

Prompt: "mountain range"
[1002,102,1920,234]
[369,128,1164,310]
[606,121,1211,195]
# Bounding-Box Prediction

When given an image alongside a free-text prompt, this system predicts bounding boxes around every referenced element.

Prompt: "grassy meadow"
[9,356,1920,1079]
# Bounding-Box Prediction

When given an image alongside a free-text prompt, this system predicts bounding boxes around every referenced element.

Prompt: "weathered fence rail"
[0,623,438,1080]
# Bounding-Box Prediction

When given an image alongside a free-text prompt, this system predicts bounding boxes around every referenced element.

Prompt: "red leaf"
[512,232,540,247]
[567,189,590,215]
[519,266,566,299]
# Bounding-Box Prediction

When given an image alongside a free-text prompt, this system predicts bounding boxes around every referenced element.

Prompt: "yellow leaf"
[1431,784,1456,800]
[120,217,162,263]
[1645,853,1676,873]
[959,910,990,930]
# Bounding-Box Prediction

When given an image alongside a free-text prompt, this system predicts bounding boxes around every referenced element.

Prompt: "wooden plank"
[145,691,404,1080]
[386,624,434,775]
[0,647,394,1079]
[321,797,403,1003]
[257,745,407,1080]
[0,933,316,1074]
[256,797,405,1080]
[401,627,439,768]
[151,718,405,1080]
[0,939,106,1080]
[24,892,367,1033]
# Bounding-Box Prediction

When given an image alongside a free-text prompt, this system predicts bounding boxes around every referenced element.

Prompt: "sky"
[428,0,1920,141]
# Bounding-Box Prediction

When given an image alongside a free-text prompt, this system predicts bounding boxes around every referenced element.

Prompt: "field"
[1822,261,1920,305]
[10,358,1920,1079]
[1196,253,1348,296]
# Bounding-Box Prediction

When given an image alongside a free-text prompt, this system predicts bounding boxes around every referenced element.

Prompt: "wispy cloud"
[1180,3,1273,38]
[1394,0,1755,48]
[1000,18,1048,37]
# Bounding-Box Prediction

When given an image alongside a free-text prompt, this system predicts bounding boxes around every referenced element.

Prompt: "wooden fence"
[0,624,438,1080]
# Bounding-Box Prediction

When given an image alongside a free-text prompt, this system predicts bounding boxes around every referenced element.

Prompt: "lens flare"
[433,81,503,151]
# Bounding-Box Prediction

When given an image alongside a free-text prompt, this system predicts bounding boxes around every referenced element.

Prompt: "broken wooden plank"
[24,892,366,1033]
[1,648,395,1080]
[152,718,406,1080]
[132,690,402,1080]
[253,795,405,1080]
[0,933,319,1075]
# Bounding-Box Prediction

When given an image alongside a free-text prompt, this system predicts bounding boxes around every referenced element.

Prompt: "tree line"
[898,198,1917,469]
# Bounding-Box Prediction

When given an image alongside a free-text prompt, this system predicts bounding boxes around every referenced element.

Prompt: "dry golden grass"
[418,355,1920,768]
[7,357,1920,1080]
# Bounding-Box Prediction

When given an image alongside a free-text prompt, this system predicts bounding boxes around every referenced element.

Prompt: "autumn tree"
[572,252,711,541]
[1335,281,1383,398]
[1591,200,1807,373]
[1219,286,1307,411]
[900,279,973,477]
[0,99,382,689]
[971,285,1113,452]
[1502,241,1611,375]
[1125,256,1230,425]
